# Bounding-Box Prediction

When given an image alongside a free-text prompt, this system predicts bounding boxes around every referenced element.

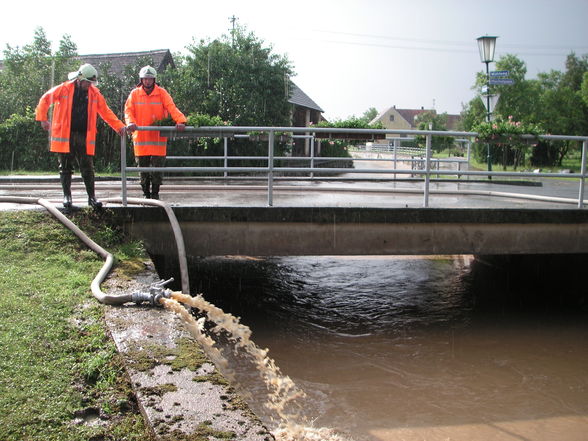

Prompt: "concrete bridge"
[112,206,588,258]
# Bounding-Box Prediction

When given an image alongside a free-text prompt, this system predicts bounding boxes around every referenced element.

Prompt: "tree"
[562,52,588,91]
[463,53,588,168]
[170,25,293,126]
[528,54,588,167]
[581,71,588,108]
[360,107,378,124]
[414,111,454,153]
[0,28,78,121]
[492,55,541,123]
[0,28,80,171]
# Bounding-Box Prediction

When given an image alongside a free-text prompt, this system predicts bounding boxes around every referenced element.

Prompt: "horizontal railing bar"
[140,125,588,141]
[165,155,467,163]
[125,166,584,179]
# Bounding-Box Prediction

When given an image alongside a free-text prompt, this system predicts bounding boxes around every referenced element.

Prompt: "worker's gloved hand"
[126,123,138,133]
[176,123,186,132]
[117,126,127,136]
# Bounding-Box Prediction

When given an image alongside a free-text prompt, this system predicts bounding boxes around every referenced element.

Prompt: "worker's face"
[78,79,92,91]
[141,77,155,89]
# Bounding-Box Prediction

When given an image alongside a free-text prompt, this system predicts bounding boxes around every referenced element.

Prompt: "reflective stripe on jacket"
[124,84,186,157]
[35,80,125,155]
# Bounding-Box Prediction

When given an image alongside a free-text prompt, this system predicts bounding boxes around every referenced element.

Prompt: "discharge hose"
[102,197,190,295]
[0,196,133,304]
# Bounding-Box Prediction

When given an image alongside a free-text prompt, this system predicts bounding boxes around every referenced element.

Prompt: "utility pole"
[229,15,237,46]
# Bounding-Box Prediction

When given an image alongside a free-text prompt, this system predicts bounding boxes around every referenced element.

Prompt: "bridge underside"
[112,207,588,257]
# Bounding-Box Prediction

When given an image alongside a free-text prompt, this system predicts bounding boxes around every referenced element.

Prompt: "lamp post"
[477,35,498,178]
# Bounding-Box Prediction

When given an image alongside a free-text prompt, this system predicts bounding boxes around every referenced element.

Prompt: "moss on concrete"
[125,337,209,373]
[159,421,236,440]
[140,383,178,397]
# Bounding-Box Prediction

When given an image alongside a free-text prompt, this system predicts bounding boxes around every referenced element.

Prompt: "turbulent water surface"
[188,254,588,441]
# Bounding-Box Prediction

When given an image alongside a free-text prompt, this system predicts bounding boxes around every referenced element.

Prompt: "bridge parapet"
[112,207,588,257]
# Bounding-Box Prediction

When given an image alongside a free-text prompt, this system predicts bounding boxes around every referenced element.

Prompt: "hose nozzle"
[131,278,174,306]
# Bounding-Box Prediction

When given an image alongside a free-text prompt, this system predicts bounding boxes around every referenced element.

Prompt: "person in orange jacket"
[125,66,186,199]
[36,63,126,210]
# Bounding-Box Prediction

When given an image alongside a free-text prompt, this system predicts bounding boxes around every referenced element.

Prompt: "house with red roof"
[370,105,461,140]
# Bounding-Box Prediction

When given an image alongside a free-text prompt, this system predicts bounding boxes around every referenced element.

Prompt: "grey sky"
[3,0,588,120]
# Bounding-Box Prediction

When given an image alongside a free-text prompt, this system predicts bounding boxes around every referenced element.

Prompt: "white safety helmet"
[139,65,157,79]
[77,63,98,83]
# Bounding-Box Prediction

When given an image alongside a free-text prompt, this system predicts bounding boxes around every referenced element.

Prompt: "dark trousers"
[136,155,165,189]
[58,132,95,183]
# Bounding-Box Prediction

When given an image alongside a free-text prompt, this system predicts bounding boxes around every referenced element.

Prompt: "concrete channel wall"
[111,207,588,258]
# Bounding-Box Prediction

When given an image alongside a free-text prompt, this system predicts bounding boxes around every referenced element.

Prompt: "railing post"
[223,137,228,178]
[579,139,587,209]
[268,130,274,206]
[310,135,315,179]
[423,132,432,207]
[466,139,472,180]
[121,133,127,207]
[393,138,398,180]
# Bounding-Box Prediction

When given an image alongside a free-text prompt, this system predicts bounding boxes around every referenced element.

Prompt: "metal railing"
[120,126,588,208]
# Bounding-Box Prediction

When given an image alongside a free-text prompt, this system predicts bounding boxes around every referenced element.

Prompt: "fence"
[120,126,587,208]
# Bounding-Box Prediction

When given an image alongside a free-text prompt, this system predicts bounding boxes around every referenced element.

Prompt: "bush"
[0,108,53,171]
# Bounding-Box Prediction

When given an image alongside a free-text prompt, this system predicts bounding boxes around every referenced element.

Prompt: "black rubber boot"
[88,196,103,210]
[141,177,151,199]
[83,173,102,210]
[60,172,73,209]
[151,183,160,200]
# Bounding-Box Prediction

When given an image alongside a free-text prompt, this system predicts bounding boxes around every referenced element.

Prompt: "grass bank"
[0,208,153,441]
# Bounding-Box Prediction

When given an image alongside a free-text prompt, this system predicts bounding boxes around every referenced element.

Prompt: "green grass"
[0,209,153,441]
[0,169,130,177]
[0,169,54,176]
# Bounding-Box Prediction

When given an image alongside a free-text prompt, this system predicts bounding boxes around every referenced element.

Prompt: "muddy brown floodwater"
[187,254,588,441]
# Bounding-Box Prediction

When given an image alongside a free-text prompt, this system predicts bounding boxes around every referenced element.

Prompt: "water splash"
[161,293,352,441]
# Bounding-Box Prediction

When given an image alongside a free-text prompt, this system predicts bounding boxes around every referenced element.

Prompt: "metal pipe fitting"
[132,278,174,306]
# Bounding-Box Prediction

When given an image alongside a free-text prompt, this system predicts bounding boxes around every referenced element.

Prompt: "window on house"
[389,115,395,122]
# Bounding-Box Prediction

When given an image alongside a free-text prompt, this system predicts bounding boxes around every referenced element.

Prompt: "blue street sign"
[490,70,510,77]
[489,78,515,85]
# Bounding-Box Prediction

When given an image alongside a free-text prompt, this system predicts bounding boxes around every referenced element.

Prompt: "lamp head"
[477,35,498,63]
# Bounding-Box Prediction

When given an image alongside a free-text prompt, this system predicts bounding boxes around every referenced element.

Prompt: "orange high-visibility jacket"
[35,80,125,156]
[124,84,187,157]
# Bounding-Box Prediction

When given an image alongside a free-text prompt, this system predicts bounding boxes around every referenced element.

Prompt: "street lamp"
[477,35,498,178]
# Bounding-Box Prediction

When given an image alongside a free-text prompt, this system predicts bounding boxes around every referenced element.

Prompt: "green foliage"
[463,52,588,168]
[314,116,383,129]
[151,116,176,126]
[472,116,544,169]
[312,117,382,160]
[361,107,378,123]
[153,113,231,164]
[472,116,543,144]
[318,141,352,158]
[581,71,588,107]
[414,111,455,153]
[0,26,298,173]
[0,107,53,171]
[153,113,228,127]
[0,27,78,121]
[172,24,293,126]
[187,113,228,127]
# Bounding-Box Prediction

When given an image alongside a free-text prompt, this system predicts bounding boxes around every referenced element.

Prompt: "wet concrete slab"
[1,173,585,210]
[103,267,273,440]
